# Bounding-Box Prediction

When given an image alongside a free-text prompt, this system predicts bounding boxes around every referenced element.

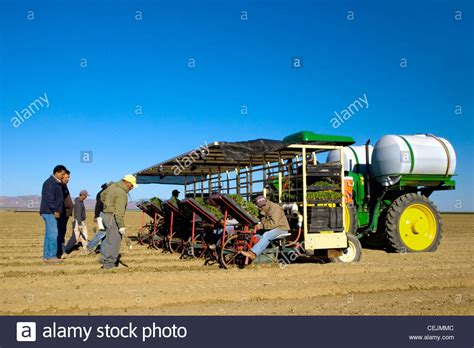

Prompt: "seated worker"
[169,189,180,205]
[240,196,290,261]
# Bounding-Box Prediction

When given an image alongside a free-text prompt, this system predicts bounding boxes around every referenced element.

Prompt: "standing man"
[39,165,67,263]
[101,175,138,269]
[169,189,180,205]
[87,182,111,253]
[57,169,73,258]
[65,190,89,253]
[240,196,290,261]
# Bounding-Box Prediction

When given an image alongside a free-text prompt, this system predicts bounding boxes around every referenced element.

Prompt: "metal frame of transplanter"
[181,198,220,240]
[136,202,165,247]
[179,198,220,258]
[162,200,190,252]
[136,142,350,254]
[208,193,259,249]
[178,144,347,251]
[286,144,348,251]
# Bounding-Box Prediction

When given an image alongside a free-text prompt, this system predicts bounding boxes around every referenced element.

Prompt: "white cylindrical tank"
[371,134,456,186]
[326,145,373,174]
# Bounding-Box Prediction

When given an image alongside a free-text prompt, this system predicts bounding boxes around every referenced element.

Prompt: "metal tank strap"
[425,134,451,177]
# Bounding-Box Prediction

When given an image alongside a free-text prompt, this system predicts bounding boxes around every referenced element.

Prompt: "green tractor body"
[348,162,455,252]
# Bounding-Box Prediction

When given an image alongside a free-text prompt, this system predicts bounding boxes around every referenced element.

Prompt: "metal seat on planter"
[257,232,293,264]
[273,232,292,240]
[269,232,292,249]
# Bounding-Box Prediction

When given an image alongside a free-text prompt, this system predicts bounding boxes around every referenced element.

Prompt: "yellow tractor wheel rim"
[399,203,437,251]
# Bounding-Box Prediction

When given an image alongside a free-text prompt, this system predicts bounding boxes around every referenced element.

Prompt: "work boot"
[116,254,129,268]
[240,250,257,261]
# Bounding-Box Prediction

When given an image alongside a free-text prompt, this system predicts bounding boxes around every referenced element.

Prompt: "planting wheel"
[182,234,208,259]
[137,226,150,245]
[151,233,164,250]
[219,234,247,269]
[167,232,184,254]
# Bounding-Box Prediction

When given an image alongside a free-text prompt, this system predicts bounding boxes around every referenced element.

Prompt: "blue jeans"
[250,229,288,256]
[41,213,58,259]
[87,230,106,252]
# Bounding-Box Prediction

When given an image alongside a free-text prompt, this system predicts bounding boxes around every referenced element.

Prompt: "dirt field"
[0,211,472,316]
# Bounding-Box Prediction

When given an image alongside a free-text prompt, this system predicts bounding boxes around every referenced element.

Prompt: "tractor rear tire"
[330,234,362,263]
[384,193,442,253]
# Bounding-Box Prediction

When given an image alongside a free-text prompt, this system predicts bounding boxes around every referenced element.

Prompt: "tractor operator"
[240,195,290,261]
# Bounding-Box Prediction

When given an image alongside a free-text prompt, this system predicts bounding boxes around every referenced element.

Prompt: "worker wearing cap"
[240,195,290,261]
[169,189,180,205]
[64,190,90,253]
[100,175,138,269]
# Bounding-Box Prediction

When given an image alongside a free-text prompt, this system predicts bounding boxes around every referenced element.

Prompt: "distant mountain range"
[0,195,139,210]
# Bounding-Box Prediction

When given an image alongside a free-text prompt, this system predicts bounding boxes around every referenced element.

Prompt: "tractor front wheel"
[330,234,362,263]
[384,193,442,252]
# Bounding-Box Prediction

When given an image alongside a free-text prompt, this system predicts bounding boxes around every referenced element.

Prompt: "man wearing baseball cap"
[64,189,90,254]
[100,175,138,269]
[169,189,181,205]
[240,195,290,262]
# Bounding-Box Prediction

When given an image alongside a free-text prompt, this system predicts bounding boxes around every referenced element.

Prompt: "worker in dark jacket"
[57,170,73,258]
[94,183,109,221]
[65,190,89,253]
[101,175,137,269]
[86,183,111,253]
[39,165,67,263]
[240,196,290,261]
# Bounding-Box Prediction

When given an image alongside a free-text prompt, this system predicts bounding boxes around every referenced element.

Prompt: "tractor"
[323,133,456,253]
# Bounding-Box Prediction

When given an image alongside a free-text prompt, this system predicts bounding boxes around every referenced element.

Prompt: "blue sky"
[0,0,472,211]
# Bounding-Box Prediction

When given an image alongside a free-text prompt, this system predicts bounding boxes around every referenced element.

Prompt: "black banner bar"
[2,316,472,347]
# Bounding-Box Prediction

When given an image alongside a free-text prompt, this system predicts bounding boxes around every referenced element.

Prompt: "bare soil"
[0,211,472,315]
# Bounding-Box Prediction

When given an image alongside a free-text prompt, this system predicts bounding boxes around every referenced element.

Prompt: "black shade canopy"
[135,139,297,184]
[134,136,347,185]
